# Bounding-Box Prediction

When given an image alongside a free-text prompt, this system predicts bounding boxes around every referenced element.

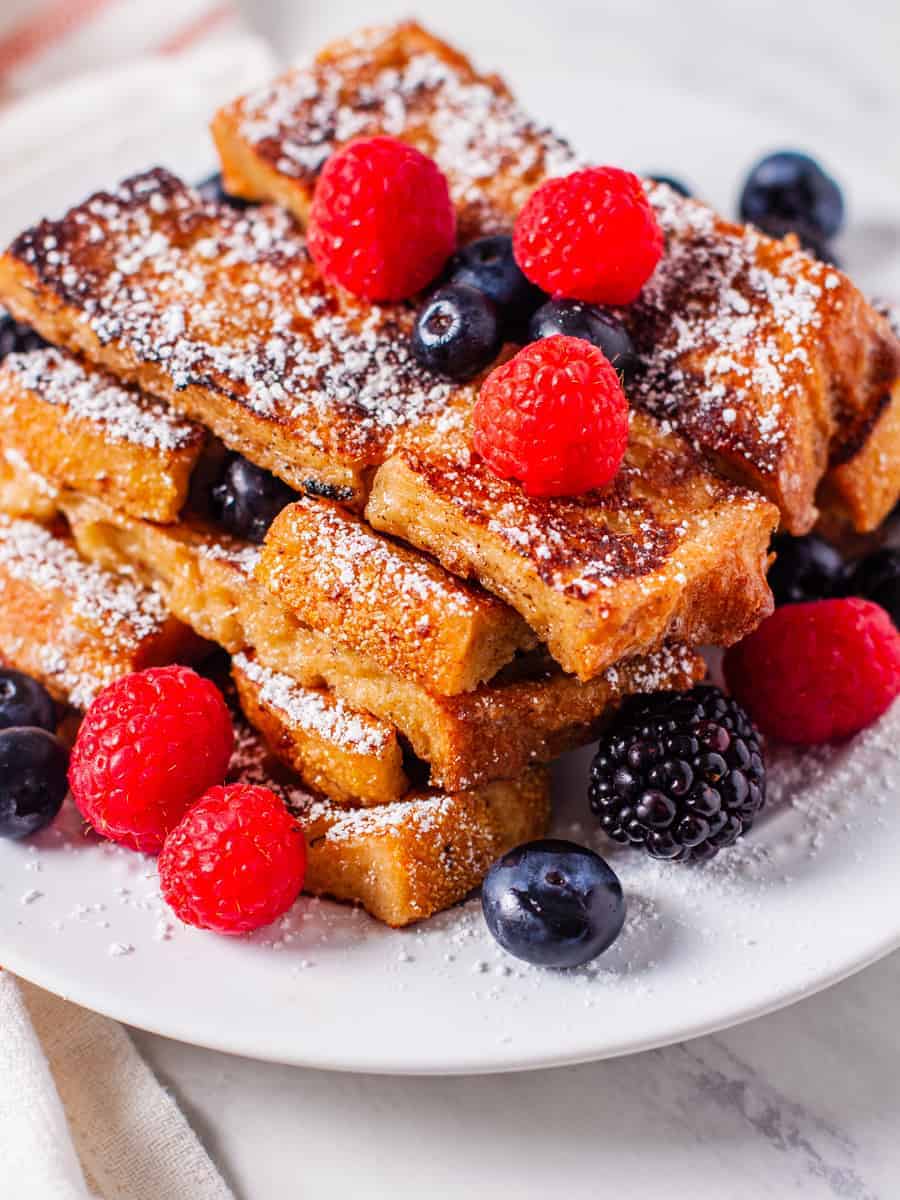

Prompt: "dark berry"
[768,532,844,606]
[589,686,766,863]
[0,727,69,839]
[0,669,56,733]
[209,454,295,544]
[412,284,502,380]
[445,235,543,324]
[739,151,844,242]
[843,548,900,627]
[528,301,638,379]
[196,172,254,211]
[481,839,625,968]
[0,311,47,362]
[647,174,692,198]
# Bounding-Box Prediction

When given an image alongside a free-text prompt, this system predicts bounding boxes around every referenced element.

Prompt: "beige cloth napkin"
[0,972,235,1200]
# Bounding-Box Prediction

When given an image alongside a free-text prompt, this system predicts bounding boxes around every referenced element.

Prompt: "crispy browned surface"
[232,651,408,806]
[231,719,550,926]
[0,449,59,521]
[58,493,702,791]
[816,377,900,533]
[0,515,204,708]
[215,21,900,535]
[0,348,205,522]
[257,497,533,694]
[212,21,576,242]
[368,411,777,680]
[0,171,471,508]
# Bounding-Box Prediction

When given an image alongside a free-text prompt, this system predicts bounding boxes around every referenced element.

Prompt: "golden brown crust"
[215,22,900,535]
[816,377,900,533]
[212,21,576,242]
[257,497,534,695]
[367,411,778,680]
[0,348,205,523]
[0,515,205,708]
[57,492,703,791]
[232,651,409,806]
[0,172,470,509]
[231,720,551,926]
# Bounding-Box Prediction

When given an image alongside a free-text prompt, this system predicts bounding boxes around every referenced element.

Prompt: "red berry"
[472,335,629,497]
[308,136,456,301]
[724,598,900,745]
[158,784,307,934]
[513,167,664,305]
[69,666,234,854]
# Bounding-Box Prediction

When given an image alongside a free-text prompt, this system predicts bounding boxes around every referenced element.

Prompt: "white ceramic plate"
[1,40,899,1075]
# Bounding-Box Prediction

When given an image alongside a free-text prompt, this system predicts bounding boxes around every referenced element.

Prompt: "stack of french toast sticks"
[0,23,897,926]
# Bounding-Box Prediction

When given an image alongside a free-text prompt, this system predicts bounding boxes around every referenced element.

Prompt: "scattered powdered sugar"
[199,539,261,578]
[2,347,200,450]
[629,183,832,479]
[237,31,576,231]
[233,651,392,755]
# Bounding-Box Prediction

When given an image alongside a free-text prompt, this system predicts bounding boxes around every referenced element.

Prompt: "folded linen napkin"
[0,972,235,1200]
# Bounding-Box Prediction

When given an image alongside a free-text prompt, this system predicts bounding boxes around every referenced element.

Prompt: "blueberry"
[0,669,56,733]
[528,300,639,379]
[0,727,69,839]
[768,532,844,606]
[739,151,845,242]
[843,548,900,627]
[411,284,502,380]
[481,838,626,969]
[445,235,542,325]
[209,454,296,544]
[0,311,47,362]
[647,174,692,198]
[196,172,254,211]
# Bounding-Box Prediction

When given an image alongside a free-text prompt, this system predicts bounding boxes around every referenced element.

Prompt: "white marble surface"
[118,2,900,1196]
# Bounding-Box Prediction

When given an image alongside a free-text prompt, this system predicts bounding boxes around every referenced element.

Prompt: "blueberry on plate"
[210,454,296,544]
[0,311,47,362]
[589,686,765,863]
[646,174,692,198]
[0,727,69,839]
[411,284,502,380]
[0,669,56,733]
[767,532,844,606]
[196,172,254,211]
[445,235,543,324]
[739,151,845,242]
[481,838,626,969]
[843,548,900,627]
[528,300,639,379]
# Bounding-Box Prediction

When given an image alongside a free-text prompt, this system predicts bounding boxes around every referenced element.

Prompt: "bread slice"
[0,515,204,708]
[0,169,461,508]
[0,447,59,521]
[211,20,577,242]
[256,496,534,694]
[367,410,777,680]
[0,348,205,522]
[58,492,705,791]
[230,718,550,926]
[213,20,900,535]
[232,650,408,806]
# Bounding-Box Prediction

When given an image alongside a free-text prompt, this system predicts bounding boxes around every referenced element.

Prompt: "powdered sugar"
[233,651,392,755]
[2,347,200,451]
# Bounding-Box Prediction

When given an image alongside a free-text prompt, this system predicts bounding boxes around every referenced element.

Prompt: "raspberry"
[308,136,456,301]
[158,784,307,934]
[68,666,234,853]
[472,335,629,497]
[724,598,900,745]
[513,167,664,305]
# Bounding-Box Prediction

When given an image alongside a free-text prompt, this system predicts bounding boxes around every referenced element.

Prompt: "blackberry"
[588,685,765,863]
[0,311,47,362]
